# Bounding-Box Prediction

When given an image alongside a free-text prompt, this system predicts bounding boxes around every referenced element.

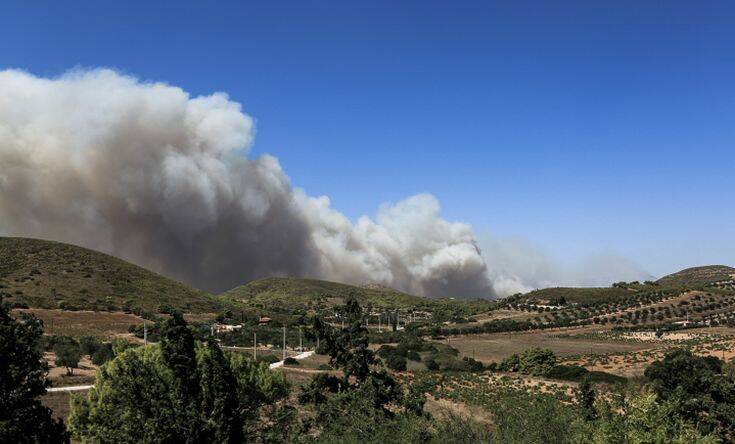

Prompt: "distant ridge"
[657,265,735,287]
[0,237,220,313]
[219,277,426,310]
[360,283,398,292]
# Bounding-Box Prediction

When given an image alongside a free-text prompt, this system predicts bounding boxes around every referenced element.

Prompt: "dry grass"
[0,237,219,313]
[436,326,651,364]
[13,308,144,338]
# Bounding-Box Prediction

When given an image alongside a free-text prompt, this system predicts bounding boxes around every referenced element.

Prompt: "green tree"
[54,343,81,376]
[644,349,735,438]
[90,343,114,366]
[303,297,431,440]
[312,296,378,384]
[70,313,286,442]
[198,339,243,443]
[68,345,183,442]
[228,352,290,437]
[0,299,69,443]
[590,390,718,444]
[159,311,202,441]
[575,376,597,421]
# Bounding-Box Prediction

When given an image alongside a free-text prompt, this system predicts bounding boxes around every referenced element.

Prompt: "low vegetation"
[0,237,220,314]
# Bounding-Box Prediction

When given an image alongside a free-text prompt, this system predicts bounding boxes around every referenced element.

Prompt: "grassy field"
[434,327,652,364]
[0,237,221,313]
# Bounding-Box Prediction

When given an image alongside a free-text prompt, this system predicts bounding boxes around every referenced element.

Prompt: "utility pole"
[253,332,257,361]
[282,326,286,361]
[378,315,382,333]
[143,321,147,346]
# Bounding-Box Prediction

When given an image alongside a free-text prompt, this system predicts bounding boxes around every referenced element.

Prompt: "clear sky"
[2,1,733,277]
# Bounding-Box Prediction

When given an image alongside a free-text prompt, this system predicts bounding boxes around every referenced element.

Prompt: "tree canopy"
[0,299,69,443]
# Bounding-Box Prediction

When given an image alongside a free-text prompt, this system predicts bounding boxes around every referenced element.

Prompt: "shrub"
[91,344,115,366]
[257,354,279,365]
[546,364,589,381]
[499,348,557,376]
[386,354,407,372]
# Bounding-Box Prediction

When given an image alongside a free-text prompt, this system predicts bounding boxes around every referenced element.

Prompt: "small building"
[213,323,243,334]
[259,316,272,325]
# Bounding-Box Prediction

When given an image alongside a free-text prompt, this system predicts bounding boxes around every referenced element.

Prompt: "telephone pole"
[143,321,147,346]
[282,326,286,361]
[253,332,257,360]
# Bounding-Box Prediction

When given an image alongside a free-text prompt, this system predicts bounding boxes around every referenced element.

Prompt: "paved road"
[269,350,315,369]
[47,385,93,393]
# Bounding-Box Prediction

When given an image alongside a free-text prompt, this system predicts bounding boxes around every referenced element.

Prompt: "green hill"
[510,286,635,306]
[0,237,221,313]
[219,277,427,311]
[657,265,735,287]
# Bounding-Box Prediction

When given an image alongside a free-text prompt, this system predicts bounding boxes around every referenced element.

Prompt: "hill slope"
[510,286,635,306]
[0,237,220,313]
[220,277,428,311]
[657,265,735,287]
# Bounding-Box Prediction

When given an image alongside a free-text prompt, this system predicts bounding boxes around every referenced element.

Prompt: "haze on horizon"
[0,2,733,298]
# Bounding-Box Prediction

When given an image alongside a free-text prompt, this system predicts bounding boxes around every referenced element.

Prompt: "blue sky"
[2,1,734,277]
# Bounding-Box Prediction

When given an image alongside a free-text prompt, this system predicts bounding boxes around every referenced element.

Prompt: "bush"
[500,348,556,376]
[546,364,589,381]
[386,354,407,371]
[91,344,115,366]
[461,357,484,372]
[377,345,396,359]
[283,357,299,366]
[406,350,421,362]
[257,354,279,365]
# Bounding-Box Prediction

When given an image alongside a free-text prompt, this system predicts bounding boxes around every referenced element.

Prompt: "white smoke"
[479,235,654,295]
[0,68,492,297]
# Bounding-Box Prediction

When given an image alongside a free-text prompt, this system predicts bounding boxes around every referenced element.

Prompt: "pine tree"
[160,311,203,442]
[575,375,597,421]
[199,339,243,443]
[0,299,69,443]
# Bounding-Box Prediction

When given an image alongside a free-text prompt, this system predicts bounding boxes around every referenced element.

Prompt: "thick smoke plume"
[0,69,492,297]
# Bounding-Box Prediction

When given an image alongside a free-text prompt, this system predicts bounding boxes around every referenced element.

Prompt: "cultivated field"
[13,309,145,338]
[433,326,651,364]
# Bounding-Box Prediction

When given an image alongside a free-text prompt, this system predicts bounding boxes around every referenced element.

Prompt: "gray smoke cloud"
[479,235,654,295]
[0,68,492,297]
